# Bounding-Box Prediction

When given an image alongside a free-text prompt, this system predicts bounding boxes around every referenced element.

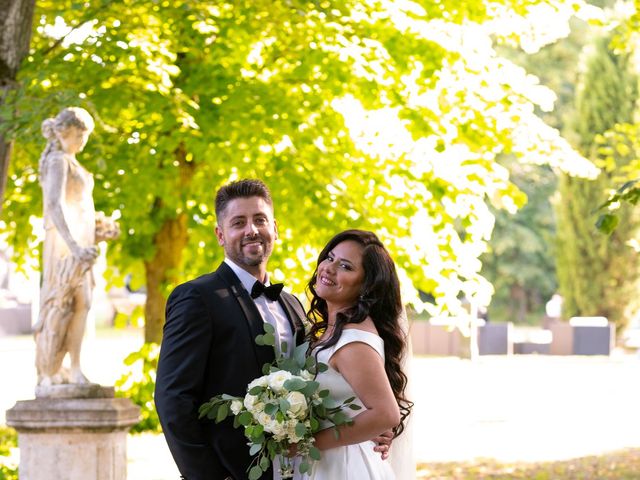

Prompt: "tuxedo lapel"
[216,262,274,369]
[279,294,307,346]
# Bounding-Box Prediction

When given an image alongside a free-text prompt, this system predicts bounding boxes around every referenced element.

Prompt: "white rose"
[248,375,269,391]
[268,370,293,393]
[300,370,315,381]
[286,419,304,443]
[256,412,273,428]
[270,420,287,440]
[259,414,286,439]
[243,394,264,413]
[230,400,243,415]
[286,391,308,418]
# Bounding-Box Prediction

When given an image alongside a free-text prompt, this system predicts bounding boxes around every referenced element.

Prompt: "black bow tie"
[250,281,284,301]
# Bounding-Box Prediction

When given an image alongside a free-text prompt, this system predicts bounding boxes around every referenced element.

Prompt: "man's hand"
[373,429,394,460]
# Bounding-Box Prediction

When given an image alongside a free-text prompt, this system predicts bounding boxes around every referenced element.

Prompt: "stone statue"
[34,107,119,390]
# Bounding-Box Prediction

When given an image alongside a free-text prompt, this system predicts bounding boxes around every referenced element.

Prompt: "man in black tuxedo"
[155,179,306,479]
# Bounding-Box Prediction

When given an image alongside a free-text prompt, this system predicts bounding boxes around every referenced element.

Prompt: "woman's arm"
[314,341,401,450]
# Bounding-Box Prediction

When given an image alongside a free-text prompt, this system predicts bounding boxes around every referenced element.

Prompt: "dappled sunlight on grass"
[418,448,640,479]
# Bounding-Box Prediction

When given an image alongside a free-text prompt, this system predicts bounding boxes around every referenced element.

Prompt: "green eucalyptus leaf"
[283,378,306,391]
[249,444,262,456]
[204,403,219,420]
[322,397,339,409]
[263,323,276,335]
[304,356,316,370]
[301,380,320,396]
[309,446,322,461]
[265,403,279,416]
[294,421,307,438]
[263,333,276,346]
[216,403,229,423]
[279,398,291,413]
[249,466,263,480]
[332,411,350,426]
[249,386,264,395]
[316,363,329,373]
[310,417,320,431]
[238,411,253,426]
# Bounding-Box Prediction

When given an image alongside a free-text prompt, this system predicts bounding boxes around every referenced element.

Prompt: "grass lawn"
[418,448,640,479]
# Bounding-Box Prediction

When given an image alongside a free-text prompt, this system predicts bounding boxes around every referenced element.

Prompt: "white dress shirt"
[223,259,305,479]
[223,259,294,358]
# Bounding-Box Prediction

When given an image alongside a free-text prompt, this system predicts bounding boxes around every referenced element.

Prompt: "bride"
[305,229,413,480]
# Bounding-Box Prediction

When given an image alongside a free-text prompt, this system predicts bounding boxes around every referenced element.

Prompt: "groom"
[155,179,307,479]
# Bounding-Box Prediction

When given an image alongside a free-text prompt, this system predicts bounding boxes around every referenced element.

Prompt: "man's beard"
[235,237,272,267]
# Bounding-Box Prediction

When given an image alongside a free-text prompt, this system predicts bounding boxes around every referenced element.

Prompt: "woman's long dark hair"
[306,229,413,436]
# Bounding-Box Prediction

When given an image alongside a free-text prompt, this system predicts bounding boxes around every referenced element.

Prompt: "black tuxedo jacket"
[155,262,306,480]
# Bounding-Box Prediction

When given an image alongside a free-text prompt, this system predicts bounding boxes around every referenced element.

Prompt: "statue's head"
[42,107,95,154]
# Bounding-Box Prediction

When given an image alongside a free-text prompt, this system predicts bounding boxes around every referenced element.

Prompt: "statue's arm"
[41,153,97,263]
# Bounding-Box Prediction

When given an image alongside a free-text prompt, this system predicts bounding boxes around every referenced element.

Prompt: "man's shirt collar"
[224,258,271,293]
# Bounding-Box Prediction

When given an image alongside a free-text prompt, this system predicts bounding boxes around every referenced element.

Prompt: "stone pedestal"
[6,386,140,480]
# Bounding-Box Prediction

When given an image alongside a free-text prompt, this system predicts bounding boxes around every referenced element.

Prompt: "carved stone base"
[6,390,140,480]
[35,383,113,399]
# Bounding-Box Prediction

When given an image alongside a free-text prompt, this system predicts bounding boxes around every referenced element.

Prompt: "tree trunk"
[143,213,189,344]
[509,284,527,323]
[0,141,12,210]
[142,142,194,344]
[0,0,36,213]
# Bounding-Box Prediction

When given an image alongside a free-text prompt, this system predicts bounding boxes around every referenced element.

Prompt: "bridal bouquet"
[199,323,360,480]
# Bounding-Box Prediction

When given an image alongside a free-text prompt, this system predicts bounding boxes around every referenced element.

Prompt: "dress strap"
[330,329,385,359]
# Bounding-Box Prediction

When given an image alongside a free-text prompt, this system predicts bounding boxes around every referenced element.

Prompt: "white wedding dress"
[310,329,395,480]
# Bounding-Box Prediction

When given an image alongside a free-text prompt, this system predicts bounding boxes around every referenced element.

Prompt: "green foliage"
[1,0,599,333]
[554,29,640,333]
[590,8,640,242]
[0,426,18,480]
[482,8,612,324]
[595,123,640,233]
[114,343,161,433]
[0,465,18,480]
[573,37,638,154]
[482,160,557,323]
[0,427,16,457]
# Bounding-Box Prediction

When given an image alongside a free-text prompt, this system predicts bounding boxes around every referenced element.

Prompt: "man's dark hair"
[215,179,273,222]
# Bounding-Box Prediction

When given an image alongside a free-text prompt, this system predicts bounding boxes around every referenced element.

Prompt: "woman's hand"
[72,245,99,264]
[287,443,299,457]
[373,429,394,460]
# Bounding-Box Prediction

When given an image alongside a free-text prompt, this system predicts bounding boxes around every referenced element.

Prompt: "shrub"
[0,426,18,480]
[115,342,161,433]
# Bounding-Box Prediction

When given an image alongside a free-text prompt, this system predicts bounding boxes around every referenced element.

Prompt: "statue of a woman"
[34,107,118,388]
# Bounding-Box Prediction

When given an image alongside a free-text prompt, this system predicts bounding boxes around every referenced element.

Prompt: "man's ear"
[273,219,278,241]
[215,225,224,246]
